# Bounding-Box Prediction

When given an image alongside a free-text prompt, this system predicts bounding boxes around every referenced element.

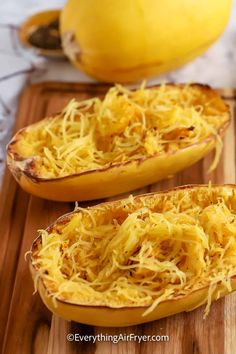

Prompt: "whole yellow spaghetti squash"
[60,0,232,82]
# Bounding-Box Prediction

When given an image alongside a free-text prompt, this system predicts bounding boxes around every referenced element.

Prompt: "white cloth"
[0,0,236,181]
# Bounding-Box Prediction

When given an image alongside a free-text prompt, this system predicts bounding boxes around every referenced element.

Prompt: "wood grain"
[0,82,235,354]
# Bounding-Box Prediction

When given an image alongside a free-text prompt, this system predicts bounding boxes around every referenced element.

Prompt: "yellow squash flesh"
[6,84,230,202]
[60,0,232,82]
[30,185,236,327]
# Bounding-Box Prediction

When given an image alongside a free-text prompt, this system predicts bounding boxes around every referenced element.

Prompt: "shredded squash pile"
[32,186,236,316]
[20,83,228,178]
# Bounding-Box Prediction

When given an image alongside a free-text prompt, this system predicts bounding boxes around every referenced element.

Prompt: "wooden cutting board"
[1,82,236,354]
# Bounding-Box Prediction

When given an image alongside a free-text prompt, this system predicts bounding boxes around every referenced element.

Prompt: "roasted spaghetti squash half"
[30,185,236,326]
[7,83,230,201]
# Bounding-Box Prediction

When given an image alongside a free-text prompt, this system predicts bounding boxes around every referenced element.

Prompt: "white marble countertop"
[0,0,236,182]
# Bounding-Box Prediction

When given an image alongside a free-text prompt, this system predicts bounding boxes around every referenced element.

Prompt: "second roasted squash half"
[29,185,236,326]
